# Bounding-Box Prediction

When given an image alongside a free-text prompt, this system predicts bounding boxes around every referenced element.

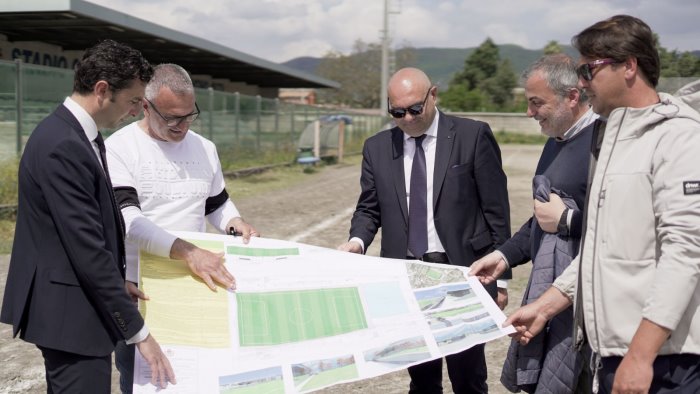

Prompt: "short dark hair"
[73,39,153,94]
[572,15,660,87]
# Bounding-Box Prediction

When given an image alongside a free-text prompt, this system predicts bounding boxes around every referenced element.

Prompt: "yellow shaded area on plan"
[139,247,229,348]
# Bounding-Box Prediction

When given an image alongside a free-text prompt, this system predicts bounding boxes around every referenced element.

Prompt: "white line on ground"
[288,206,356,242]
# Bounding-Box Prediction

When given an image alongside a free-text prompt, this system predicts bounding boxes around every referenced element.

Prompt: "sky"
[89,0,700,64]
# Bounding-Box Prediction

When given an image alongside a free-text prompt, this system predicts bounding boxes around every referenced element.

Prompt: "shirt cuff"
[349,237,365,254]
[494,250,510,269]
[566,207,574,230]
[126,325,150,345]
[208,200,242,233]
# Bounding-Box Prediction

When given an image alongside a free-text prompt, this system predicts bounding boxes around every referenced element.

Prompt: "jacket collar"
[606,93,700,139]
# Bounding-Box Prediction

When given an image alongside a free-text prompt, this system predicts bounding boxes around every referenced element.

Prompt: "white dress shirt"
[62,97,149,345]
[403,109,446,256]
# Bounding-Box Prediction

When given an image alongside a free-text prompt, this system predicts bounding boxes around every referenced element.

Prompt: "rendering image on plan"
[219,366,284,394]
[363,336,431,365]
[406,262,468,289]
[414,283,476,311]
[433,318,501,354]
[425,304,485,329]
[237,287,368,346]
[292,355,358,393]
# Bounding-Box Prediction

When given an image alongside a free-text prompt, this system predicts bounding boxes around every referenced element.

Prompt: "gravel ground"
[0,144,542,394]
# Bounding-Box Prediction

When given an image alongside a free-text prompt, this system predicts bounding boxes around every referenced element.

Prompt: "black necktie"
[94,132,127,270]
[408,134,428,258]
[94,132,110,176]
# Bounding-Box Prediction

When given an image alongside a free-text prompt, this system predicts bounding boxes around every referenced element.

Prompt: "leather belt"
[407,252,449,264]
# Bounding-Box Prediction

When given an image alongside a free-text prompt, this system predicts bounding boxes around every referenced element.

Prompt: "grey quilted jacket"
[500,175,584,393]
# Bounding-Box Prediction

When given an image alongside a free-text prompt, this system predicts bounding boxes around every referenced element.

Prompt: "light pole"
[380,0,390,115]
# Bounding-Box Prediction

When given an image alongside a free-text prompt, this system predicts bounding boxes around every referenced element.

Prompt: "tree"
[315,40,416,108]
[676,52,700,76]
[482,59,517,107]
[655,33,700,78]
[543,40,562,55]
[441,38,517,112]
[451,38,499,90]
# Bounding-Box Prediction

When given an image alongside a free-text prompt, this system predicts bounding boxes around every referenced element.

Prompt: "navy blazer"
[349,111,511,292]
[1,104,144,357]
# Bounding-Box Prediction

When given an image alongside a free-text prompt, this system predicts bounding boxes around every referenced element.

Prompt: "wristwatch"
[557,208,570,236]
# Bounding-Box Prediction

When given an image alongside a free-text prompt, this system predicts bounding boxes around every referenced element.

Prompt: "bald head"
[387,67,436,137]
[388,67,432,98]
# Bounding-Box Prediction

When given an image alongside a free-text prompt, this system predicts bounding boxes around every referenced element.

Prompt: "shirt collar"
[403,107,440,142]
[558,108,598,141]
[63,96,99,142]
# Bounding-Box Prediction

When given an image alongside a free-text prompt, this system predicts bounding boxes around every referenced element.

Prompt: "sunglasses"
[576,58,621,81]
[145,98,200,127]
[387,87,433,119]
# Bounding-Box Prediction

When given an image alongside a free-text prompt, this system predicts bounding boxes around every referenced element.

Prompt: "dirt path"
[0,144,542,394]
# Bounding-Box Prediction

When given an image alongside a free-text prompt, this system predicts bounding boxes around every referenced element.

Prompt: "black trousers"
[115,340,135,394]
[408,343,487,394]
[37,345,112,393]
[599,353,700,393]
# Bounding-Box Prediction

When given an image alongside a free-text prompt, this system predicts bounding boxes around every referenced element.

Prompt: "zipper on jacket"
[591,352,602,393]
[590,108,626,359]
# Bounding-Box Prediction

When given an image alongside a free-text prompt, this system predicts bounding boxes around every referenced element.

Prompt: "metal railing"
[0,60,387,167]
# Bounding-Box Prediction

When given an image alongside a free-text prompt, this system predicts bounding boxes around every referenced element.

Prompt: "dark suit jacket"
[1,104,144,357]
[349,111,511,291]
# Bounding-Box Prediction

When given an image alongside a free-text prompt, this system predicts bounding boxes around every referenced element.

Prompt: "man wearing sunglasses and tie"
[339,67,511,393]
[105,63,259,393]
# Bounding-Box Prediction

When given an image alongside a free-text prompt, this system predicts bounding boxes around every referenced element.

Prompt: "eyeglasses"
[576,59,621,81]
[387,87,433,119]
[145,98,200,127]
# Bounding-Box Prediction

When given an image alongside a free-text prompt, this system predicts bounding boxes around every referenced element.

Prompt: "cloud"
[89,0,700,63]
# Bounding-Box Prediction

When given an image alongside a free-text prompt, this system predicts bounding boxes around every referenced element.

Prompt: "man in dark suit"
[1,40,175,392]
[338,67,511,393]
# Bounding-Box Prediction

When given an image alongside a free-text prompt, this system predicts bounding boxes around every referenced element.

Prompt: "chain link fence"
[0,60,386,169]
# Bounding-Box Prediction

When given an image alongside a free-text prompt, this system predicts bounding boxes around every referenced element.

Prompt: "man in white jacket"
[471,15,700,394]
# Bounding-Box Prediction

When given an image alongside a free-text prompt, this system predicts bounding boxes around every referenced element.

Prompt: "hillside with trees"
[283,40,700,111]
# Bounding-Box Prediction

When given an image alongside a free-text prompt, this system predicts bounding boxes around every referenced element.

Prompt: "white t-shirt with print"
[106,122,240,282]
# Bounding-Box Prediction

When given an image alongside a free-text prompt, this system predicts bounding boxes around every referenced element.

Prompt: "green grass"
[493,131,547,145]
[227,163,325,200]
[0,220,14,253]
[0,158,18,205]
[0,159,18,254]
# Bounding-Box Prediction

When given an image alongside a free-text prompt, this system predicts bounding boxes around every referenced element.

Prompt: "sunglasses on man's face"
[576,58,621,81]
[387,87,433,119]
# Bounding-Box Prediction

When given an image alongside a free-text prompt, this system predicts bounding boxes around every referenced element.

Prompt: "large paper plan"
[134,232,514,393]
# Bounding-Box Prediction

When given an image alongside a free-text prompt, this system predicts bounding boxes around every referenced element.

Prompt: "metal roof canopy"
[0,0,339,89]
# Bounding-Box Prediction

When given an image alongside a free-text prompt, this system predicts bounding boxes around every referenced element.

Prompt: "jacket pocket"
[447,162,472,177]
[595,257,655,350]
[470,230,492,252]
[49,268,80,286]
[599,173,655,261]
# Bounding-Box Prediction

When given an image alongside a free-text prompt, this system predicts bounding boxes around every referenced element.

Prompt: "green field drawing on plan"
[189,239,224,253]
[237,288,367,346]
[227,246,300,256]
